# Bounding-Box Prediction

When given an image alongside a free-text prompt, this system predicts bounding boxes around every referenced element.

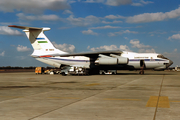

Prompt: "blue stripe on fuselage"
[42,57,166,63]
[129,59,166,62]
[36,38,45,40]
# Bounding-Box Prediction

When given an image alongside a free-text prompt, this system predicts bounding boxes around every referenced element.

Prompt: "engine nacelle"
[95,57,128,65]
[117,56,129,64]
[98,58,117,65]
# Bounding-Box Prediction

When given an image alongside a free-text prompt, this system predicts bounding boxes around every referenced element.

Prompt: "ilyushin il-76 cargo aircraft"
[9,25,173,75]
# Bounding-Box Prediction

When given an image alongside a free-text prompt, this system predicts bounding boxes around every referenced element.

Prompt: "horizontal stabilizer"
[9,25,42,30]
[8,25,50,31]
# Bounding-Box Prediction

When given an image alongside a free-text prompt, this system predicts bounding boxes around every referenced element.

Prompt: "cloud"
[174,48,177,52]
[17,13,61,21]
[0,51,5,56]
[108,30,138,36]
[131,3,142,6]
[17,45,31,52]
[129,39,155,53]
[120,45,130,51]
[89,44,130,51]
[140,0,153,4]
[90,25,121,29]
[87,46,90,49]
[88,40,155,53]
[122,30,138,34]
[102,20,123,24]
[16,56,27,60]
[106,0,132,6]
[67,15,100,26]
[126,6,180,23]
[132,0,153,6]
[124,37,128,40]
[105,15,126,19]
[130,39,151,49]
[108,33,116,37]
[138,48,156,53]
[90,45,118,51]
[148,30,167,36]
[63,10,73,14]
[82,30,98,35]
[83,0,104,3]
[0,0,70,14]
[58,27,71,29]
[83,0,132,6]
[0,22,30,26]
[0,26,23,36]
[168,34,180,40]
[52,42,75,53]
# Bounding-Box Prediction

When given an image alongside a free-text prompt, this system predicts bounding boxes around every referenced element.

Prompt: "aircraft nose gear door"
[139,60,145,75]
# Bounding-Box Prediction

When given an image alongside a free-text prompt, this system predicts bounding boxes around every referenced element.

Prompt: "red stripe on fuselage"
[39,55,52,58]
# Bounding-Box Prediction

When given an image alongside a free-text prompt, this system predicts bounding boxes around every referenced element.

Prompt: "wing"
[32,50,123,58]
[59,50,123,57]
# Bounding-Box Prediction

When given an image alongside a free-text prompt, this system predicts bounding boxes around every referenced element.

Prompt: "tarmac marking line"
[153,75,165,120]
[146,96,170,108]
[85,83,100,86]
[104,98,141,101]
[0,96,24,98]
[48,97,80,99]
[170,101,180,102]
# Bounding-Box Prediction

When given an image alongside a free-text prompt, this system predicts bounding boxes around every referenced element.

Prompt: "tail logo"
[36,38,48,43]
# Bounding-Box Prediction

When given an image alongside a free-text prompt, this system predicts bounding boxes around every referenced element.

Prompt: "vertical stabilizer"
[9,25,67,55]
[23,28,55,51]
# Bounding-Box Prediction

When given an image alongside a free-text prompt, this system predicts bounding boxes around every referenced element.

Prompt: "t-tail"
[8,25,67,57]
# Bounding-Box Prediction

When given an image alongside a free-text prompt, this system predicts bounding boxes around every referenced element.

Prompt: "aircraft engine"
[95,57,128,65]
[117,56,129,64]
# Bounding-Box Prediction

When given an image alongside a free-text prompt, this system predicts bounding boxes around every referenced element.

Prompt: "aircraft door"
[139,59,145,74]
[140,59,145,67]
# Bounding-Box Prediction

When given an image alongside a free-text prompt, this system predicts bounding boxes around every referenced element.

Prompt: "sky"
[0,0,180,67]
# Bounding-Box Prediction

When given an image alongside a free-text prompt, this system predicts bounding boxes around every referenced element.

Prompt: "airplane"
[9,25,173,75]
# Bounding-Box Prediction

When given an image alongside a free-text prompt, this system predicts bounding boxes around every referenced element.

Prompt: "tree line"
[0,66,55,69]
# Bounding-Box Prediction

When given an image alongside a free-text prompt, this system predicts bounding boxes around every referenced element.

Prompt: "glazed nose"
[166,60,173,68]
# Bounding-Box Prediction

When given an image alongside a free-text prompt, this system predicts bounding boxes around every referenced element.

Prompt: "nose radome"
[167,60,173,68]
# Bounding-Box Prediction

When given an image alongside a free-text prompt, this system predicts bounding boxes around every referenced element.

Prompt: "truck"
[60,66,88,76]
[60,66,117,75]
[35,67,60,75]
[35,67,45,74]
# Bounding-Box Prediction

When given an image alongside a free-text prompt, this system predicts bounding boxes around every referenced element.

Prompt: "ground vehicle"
[35,67,44,74]
[99,70,117,75]
[35,67,60,74]
[60,66,88,75]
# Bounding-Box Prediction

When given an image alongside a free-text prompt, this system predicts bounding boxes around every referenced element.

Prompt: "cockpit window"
[157,54,168,59]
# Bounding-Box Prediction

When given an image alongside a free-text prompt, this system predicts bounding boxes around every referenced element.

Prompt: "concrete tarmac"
[0,70,180,120]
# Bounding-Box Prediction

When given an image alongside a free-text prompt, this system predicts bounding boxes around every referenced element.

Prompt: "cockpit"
[157,54,168,60]
[157,54,173,68]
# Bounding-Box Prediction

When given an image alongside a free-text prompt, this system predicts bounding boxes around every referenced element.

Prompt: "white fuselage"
[34,51,170,70]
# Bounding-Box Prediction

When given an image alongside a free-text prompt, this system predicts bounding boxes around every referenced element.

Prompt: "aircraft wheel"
[139,71,144,75]
[61,72,67,76]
